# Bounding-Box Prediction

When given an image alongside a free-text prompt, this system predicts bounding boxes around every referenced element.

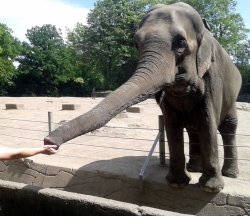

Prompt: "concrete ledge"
[5,104,24,110]
[126,107,141,113]
[1,160,250,216]
[62,104,81,110]
[0,180,186,216]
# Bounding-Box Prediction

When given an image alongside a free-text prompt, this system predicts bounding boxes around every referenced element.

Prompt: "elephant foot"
[166,170,191,188]
[199,174,224,193]
[222,160,239,178]
[187,158,202,173]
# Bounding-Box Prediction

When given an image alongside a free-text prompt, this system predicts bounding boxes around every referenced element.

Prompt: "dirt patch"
[0,97,249,182]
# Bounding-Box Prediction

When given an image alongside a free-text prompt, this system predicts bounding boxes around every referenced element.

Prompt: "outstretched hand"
[41,145,58,155]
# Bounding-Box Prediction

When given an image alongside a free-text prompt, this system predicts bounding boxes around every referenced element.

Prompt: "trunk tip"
[44,136,60,148]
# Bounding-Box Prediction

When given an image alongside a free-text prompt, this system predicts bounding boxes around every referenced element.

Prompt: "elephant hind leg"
[186,128,202,172]
[218,105,239,178]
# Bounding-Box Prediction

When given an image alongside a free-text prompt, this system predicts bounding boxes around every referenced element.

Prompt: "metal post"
[48,112,53,133]
[159,115,166,166]
[139,132,161,192]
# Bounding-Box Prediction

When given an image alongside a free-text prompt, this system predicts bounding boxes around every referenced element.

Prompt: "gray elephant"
[44,2,242,193]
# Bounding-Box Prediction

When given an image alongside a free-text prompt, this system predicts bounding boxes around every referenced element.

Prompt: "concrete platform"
[0,97,250,215]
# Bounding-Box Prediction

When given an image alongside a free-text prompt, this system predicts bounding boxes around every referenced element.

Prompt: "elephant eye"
[134,42,140,55]
[173,37,188,55]
[134,42,139,50]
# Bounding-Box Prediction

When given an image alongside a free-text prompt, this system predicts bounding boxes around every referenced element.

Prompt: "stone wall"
[0,180,187,216]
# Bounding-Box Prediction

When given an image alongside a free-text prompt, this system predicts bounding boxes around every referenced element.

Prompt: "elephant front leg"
[166,126,191,188]
[197,116,224,193]
[161,108,191,188]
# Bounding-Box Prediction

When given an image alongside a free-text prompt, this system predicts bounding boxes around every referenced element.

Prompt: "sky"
[0,0,249,42]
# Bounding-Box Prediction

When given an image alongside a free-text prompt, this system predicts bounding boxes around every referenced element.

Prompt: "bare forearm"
[10,148,44,159]
[0,145,57,160]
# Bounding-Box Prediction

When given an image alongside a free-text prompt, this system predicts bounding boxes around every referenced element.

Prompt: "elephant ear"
[196,29,215,78]
[202,18,210,31]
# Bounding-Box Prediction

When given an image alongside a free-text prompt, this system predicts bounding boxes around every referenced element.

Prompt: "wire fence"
[0,115,250,162]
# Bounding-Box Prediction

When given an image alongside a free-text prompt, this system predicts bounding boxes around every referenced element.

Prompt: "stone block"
[62,104,81,110]
[5,104,24,110]
[115,111,128,119]
[126,106,141,113]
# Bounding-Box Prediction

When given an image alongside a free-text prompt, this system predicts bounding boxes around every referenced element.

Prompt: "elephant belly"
[165,88,203,112]
[164,86,205,129]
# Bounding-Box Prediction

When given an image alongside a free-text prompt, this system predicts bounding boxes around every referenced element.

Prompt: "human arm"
[0,145,58,160]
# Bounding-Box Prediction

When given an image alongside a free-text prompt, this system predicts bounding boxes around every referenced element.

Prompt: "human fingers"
[44,145,58,149]
[42,145,58,155]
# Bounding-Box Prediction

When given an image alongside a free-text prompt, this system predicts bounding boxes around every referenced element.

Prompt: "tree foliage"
[67,23,104,94]
[73,0,141,89]
[0,23,21,95]
[15,24,82,96]
[234,38,250,84]
[67,0,166,90]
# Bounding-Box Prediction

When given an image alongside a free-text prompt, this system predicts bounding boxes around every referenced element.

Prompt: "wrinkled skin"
[44,3,242,193]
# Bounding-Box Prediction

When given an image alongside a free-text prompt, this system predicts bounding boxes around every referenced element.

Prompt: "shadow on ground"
[62,155,217,215]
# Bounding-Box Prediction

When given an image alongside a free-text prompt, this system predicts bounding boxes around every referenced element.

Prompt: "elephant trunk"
[44,51,174,146]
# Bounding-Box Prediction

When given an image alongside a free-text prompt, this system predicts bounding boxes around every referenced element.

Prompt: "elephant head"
[44,2,210,146]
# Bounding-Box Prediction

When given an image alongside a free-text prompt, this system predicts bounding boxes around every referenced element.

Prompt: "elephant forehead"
[135,19,195,47]
[141,7,176,27]
[141,3,205,35]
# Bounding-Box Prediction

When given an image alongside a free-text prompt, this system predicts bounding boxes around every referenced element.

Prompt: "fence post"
[48,112,53,134]
[158,115,166,166]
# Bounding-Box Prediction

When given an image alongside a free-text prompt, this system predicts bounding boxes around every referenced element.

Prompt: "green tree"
[0,23,21,95]
[67,23,104,94]
[16,24,82,96]
[85,0,140,89]
[234,38,250,84]
[71,0,171,90]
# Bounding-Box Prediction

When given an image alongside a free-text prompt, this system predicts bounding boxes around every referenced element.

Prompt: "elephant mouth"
[175,73,187,82]
[173,72,189,88]
[166,73,190,97]
[169,87,189,97]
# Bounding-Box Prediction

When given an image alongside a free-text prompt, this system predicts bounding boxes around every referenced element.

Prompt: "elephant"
[44,2,242,193]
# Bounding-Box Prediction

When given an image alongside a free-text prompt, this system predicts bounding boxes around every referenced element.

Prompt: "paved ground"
[0,97,250,215]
